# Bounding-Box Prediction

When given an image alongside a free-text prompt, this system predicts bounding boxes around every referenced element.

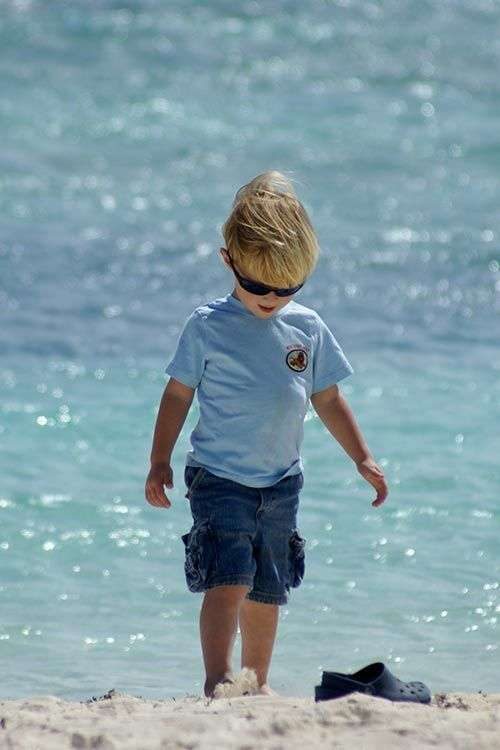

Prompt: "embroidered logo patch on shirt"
[286,347,308,372]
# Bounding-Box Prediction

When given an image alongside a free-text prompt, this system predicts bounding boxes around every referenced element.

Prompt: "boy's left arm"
[310,385,388,508]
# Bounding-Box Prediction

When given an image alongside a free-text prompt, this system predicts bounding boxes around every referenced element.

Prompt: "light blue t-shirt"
[165,292,354,487]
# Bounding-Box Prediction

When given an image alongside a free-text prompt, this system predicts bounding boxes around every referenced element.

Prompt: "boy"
[145,171,388,698]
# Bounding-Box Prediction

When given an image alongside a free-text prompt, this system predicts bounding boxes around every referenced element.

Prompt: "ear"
[220,247,230,267]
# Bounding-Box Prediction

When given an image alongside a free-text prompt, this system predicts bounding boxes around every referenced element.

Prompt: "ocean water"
[1,0,499,701]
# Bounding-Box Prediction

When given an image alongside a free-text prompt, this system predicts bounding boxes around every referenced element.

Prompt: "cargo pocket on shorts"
[181,519,217,592]
[288,529,306,588]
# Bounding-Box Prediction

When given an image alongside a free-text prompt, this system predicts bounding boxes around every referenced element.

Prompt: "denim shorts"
[181,465,306,606]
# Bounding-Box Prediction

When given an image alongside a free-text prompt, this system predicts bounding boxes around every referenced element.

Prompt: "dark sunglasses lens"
[239,274,304,297]
[275,283,303,297]
[242,280,304,296]
[228,251,304,297]
[240,280,271,296]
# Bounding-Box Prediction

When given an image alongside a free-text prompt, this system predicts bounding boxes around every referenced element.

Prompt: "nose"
[262,292,279,303]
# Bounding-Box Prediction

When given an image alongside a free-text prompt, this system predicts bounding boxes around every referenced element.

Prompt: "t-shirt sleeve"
[164,311,206,389]
[311,314,354,395]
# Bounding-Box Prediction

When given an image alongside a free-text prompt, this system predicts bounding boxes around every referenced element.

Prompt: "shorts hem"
[202,576,255,590]
[245,590,288,605]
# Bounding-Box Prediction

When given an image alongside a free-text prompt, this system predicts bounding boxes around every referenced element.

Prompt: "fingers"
[371,485,387,506]
[371,479,388,507]
[366,467,388,508]
[145,466,174,509]
[145,481,171,508]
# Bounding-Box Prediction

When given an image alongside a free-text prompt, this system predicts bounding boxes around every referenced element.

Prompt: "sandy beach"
[1,669,498,750]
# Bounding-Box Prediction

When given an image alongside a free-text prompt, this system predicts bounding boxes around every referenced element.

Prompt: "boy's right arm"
[145,377,195,508]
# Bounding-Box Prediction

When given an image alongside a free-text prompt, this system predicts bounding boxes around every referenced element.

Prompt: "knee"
[204,584,250,606]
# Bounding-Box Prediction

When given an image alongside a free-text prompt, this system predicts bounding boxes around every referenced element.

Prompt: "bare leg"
[200,584,250,697]
[239,597,279,695]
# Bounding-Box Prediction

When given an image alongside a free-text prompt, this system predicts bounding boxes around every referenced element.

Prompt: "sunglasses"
[222,248,305,297]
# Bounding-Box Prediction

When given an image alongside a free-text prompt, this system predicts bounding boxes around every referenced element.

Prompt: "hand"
[356,457,388,508]
[145,462,173,509]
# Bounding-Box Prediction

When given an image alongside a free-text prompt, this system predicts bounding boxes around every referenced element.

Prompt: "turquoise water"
[1,0,499,700]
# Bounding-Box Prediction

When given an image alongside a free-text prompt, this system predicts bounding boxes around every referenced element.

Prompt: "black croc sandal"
[314,662,431,704]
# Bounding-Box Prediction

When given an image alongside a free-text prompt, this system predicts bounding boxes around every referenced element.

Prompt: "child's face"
[220,249,295,319]
[233,283,293,318]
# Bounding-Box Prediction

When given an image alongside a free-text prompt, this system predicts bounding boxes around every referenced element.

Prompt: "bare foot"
[205,675,235,699]
[258,684,278,696]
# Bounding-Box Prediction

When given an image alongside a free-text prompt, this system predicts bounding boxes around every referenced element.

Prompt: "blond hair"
[221,170,319,287]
